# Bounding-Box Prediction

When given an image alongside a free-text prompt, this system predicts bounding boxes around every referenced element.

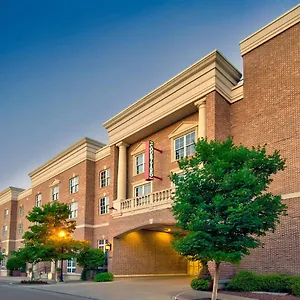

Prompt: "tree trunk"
[198,259,211,280]
[212,262,220,300]
[31,263,34,281]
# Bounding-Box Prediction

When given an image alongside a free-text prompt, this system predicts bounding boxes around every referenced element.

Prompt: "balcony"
[118,188,174,216]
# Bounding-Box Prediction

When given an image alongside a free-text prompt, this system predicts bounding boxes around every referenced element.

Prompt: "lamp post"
[58,230,66,283]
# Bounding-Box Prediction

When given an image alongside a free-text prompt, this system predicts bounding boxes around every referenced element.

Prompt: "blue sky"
[0,0,298,191]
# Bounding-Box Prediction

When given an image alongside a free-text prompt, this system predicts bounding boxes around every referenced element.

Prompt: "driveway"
[12,276,252,300]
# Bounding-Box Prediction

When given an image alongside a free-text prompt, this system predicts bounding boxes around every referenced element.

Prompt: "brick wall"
[231,23,300,196]
[113,229,187,275]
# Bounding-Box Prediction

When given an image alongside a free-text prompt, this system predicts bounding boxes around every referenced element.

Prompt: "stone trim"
[231,82,244,102]
[103,50,241,145]
[281,191,300,200]
[240,4,300,56]
[76,223,109,229]
[29,137,105,188]
[0,187,24,205]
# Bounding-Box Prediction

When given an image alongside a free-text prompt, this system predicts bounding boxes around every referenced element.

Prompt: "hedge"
[93,272,114,282]
[226,271,300,296]
[191,278,211,291]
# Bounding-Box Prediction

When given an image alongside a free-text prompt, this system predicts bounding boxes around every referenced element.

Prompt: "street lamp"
[58,230,66,282]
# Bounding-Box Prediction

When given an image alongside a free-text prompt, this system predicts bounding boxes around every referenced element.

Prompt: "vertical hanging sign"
[145,140,154,181]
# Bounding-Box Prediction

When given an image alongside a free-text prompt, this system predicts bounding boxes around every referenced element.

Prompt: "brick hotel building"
[0,5,299,278]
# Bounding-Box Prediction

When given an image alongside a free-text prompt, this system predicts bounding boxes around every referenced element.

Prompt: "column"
[194,97,207,139]
[114,141,129,213]
[50,261,56,280]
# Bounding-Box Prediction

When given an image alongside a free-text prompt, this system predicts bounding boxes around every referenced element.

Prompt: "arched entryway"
[111,223,188,276]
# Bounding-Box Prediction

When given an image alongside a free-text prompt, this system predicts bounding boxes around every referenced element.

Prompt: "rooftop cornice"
[29,137,106,178]
[240,4,300,56]
[0,187,24,205]
[103,50,241,130]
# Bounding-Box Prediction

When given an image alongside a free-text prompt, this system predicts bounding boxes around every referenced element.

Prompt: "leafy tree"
[170,137,287,300]
[6,256,26,272]
[21,202,89,279]
[23,202,76,244]
[77,248,106,280]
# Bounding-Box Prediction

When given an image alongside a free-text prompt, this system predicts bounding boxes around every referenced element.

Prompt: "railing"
[120,188,174,213]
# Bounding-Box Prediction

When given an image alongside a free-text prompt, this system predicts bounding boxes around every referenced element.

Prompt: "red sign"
[145,140,154,181]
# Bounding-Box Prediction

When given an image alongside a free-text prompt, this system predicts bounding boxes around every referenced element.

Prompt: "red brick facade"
[0,6,299,278]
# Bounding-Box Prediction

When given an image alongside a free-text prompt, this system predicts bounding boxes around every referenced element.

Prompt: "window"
[100,169,110,188]
[4,209,8,220]
[67,258,76,273]
[134,183,151,197]
[35,193,42,207]
[135,153,145,174]
[99,196,109,215]
[174,131,195,160]
[69,176,79,194]
[51,185,59,201]
[69,201,78,219]
[19,206,24,217]
[1,249,6,269]
[18,223,23,235]
[98,239,108,252]
[3,225,7,237]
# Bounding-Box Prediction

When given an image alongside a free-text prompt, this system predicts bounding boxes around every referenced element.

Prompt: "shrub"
[93,272,114,282]
[21,280,48,284]
[227,271,260,292]
[191,278,210,291]
[291,280,300,297]
[227,271,300,294]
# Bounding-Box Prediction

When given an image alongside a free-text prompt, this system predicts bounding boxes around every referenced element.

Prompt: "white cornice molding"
[17,188,32,200]
[104,50,241,130]
[240,4,300,56]
[29,137,106,188]
[95,145,110,161]
[231,82,244,103]
[0,187,24,205]
[103,50,242,145]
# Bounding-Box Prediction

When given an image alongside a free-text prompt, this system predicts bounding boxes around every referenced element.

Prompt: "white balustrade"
[120,188,174,213]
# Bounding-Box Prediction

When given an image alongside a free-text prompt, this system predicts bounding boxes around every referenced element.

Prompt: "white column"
[194,97,207,139]
[116,141,129,200]
[50,261,56,280]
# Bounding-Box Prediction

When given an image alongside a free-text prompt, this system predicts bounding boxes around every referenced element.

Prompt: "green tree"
[170,138,287,300]
[22,202,89,280]
[77,248,106,280]
[6,256,26,275]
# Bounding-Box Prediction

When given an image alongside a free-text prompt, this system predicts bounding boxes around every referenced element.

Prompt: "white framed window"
[98,239,108,252]
[69,176,79,194]
[3,225,7,237]
[51,185,59,201]
[100,169,110,188]
[1,249,6,269]
[174,131,195,160]
[35,193,42,207]
[4,209,8,220]
[18,223,23,235]
[67,258,76,273]
[69,201,78,219]
[134,183,151,197]
[99,196,109,215]
[19,206,24,217]
[135,153,145,175]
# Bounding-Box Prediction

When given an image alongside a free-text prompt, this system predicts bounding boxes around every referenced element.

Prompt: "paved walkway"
[0,276,254,300]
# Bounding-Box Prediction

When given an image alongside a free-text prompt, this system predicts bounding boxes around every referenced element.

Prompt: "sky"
[0,0,299,192]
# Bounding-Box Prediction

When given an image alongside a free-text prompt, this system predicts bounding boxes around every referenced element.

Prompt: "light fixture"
[105,242,112,251]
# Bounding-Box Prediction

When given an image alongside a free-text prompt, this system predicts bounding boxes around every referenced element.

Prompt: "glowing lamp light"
[58,230,67,238]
